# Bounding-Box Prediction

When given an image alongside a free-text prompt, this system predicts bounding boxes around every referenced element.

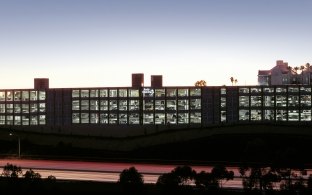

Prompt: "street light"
[9,133,20,158]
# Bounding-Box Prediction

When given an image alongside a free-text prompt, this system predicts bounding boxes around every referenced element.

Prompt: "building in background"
[258,60,312,85]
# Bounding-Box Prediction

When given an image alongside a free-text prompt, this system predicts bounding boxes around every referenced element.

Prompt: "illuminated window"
[0,115,5,124]
[239,96,249,107]
[81,90,89,98]
[119,89,127,97]
[6,91,13,101]
[221,111,226,122]
[276,96,286,107]
[300,110,311,121]
[166,113,177,124]
[72,90,80,98]
[109,89,117,97]
[178,89,188,97]
[119,113,127,124]
[288,87,299,93]
[39,115,46,125]
[100,113,108,124]
[14,91,21,101]
[109,114,117,124]
[155,89,165,97]
[39,91,46,100]
[166,89,176,97]
[0,104,5,113]
[251,110,261,121]
[39,103,46,112]
[190,112,201,123]
[22,104,29,113]
[129,100,139,111]
[300,95,311,107]
[30,115,38,125]
[190,99,201,110]
[7,104,13,113]
[264,110,274,121]
[251,96,261,107]
[22,91,29,101]
[276,87,286,93]
[119,100,128,111]
[30,103,38,113]
[264,96,274,107]
[144,113,154,124]
[288,95,299,107]
[251,87,261,93]
[100,89,108,97]
[178,100,188,110]
[109,100,118,111]
[239,88,249,94]
[239,109,249,121]
[81,113,89,123]
[263,88,274,93]
[155,100,165,110]
[129,113,139,124]
[178,113,189,124]
[288,110,299,121]
[22,115,29,125]
[90,89,98,97]
[30,91,38,101]
[0,91,5,101]
[220,97,226,108]
[90,100,99,110]
[14,116,21,125]
[72,100,80,110]
[166,100,176,111]
[6,115,13,125]
[14,104,21,113]
[276,109,287,121]
[0,115,5,125]
[129,89,139,97]
[90,113,99,124]
[190,88,201,96]
[81,100,89,110]
[100,100,108,111]
[155,113,165,124]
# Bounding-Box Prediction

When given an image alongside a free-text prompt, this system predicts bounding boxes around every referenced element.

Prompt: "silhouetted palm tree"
[294,66,300,84]
[230,77,234,86]
[300,65,305,84]
[305,63,311,84]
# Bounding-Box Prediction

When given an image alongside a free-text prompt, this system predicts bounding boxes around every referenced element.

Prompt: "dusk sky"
[0,0,311,89]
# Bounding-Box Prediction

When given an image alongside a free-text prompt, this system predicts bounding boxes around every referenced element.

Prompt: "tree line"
[2,162,312,194]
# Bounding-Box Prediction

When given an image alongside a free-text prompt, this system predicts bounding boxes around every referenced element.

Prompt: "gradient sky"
[1,0,311,89]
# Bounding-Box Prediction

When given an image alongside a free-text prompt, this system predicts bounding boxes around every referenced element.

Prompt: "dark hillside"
[131,133,312,167]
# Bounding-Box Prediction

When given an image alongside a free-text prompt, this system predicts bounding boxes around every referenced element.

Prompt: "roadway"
[0,158,242,188]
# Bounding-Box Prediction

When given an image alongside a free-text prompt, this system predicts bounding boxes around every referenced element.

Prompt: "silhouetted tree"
[210,164,234,189]
[241,166,281,194]
[195,80,207,86]
[118,166,144,194]
[157,172,180,187]
[230,77,234,86]
[24,169,41,180]
[195,171,218,190]
[230,77,238,86]
[1,163,22,178]
[157,165,196,194]
[294,66,300,84]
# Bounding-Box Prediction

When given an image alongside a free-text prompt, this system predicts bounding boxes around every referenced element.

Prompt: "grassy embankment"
[1,123,312,165]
